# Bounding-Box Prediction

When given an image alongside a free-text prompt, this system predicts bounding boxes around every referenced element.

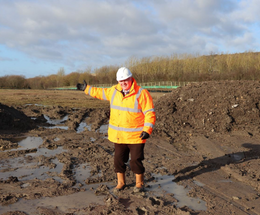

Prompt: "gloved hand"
[139,131,150,140]
[76,80,87,91]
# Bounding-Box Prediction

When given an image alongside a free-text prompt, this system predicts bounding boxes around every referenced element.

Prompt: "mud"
[1,80,260,214]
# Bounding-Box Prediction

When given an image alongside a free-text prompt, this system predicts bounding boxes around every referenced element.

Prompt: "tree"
[56,67,65,87]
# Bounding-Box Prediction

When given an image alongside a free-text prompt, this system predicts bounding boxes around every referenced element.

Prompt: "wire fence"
[92,81,188,88]
[53,81,189,91]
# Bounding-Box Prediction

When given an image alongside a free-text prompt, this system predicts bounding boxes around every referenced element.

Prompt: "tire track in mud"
[175,135,260,215]
[197,172,259,215]
[202,184,258,215]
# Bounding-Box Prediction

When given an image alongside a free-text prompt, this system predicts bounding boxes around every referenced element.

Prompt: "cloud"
[0,1,161,61]
[0,0,259,78]
[0,56,13,62]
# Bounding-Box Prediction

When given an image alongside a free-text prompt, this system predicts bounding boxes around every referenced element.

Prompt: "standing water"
[148,174,207,211]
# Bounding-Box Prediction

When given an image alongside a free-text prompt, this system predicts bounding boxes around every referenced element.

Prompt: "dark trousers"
[114,143,145,174]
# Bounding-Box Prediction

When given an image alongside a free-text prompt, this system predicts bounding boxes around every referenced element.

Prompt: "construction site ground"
[0,80,260,215]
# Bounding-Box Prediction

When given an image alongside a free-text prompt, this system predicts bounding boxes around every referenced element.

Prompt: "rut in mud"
[1,80,260,215]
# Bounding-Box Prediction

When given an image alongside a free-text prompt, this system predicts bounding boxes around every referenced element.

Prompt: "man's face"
[119,77,132,91]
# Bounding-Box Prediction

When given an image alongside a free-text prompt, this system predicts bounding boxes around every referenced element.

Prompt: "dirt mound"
[154,80,260,143]
[0,103,35,131]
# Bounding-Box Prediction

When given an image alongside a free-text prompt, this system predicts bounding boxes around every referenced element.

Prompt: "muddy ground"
[1,80,260,215]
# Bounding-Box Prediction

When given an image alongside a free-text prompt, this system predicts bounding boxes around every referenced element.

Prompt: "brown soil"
[1,80,260,215]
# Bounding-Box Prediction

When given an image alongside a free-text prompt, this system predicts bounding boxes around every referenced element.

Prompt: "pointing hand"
[76,80,87,91]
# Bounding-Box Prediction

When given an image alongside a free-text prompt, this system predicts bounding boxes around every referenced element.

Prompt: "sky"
[0,0,260,78]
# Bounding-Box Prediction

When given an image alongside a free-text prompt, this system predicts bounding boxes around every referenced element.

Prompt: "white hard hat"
[116,67,132,81]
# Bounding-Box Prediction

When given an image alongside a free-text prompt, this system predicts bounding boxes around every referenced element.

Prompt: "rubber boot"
[114,173,126,193]
[134,173,144,192]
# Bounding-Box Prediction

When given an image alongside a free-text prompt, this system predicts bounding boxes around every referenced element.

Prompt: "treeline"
[1,52,260,89]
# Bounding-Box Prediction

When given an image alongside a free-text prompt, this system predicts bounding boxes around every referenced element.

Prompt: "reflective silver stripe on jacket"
[144,122,154,128]
[88,86,92,95]
[110,87,143,113]
[143,108,155,114]
[102,89,107,100]
[109,124,143,132]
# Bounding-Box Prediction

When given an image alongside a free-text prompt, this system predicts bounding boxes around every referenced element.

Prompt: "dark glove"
[76,80,87,91]
[139,131,150,140]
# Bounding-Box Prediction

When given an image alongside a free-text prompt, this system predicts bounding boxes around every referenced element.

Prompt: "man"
[76,67,156,192]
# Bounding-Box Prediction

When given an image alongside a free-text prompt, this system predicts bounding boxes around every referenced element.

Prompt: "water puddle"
[44,115,69,125]
[194,180,205,187]
[9,136,43,151]
[76,117,91,133]
[0,158,64,182]
[148,174,207,211]
[0,190,104,214]
[231,152,245,162]
[76,118,108,135]
[40,115,69,130]
[0,137,67,182]
[25,104,46,107]
[96,124,108,134]
[73,163,103,187]
[90,137,96,142]
[43,125,69,130]
[74,164,91,184]
[27,146,67,157]
[8,137,67,156]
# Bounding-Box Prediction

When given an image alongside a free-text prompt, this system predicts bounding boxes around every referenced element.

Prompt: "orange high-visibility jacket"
[84,78,156,144]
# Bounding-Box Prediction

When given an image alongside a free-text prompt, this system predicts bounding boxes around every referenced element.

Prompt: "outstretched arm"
[76,80,112,101]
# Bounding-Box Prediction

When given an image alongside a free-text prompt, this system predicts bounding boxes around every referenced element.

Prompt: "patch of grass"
[0,89,166,108]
